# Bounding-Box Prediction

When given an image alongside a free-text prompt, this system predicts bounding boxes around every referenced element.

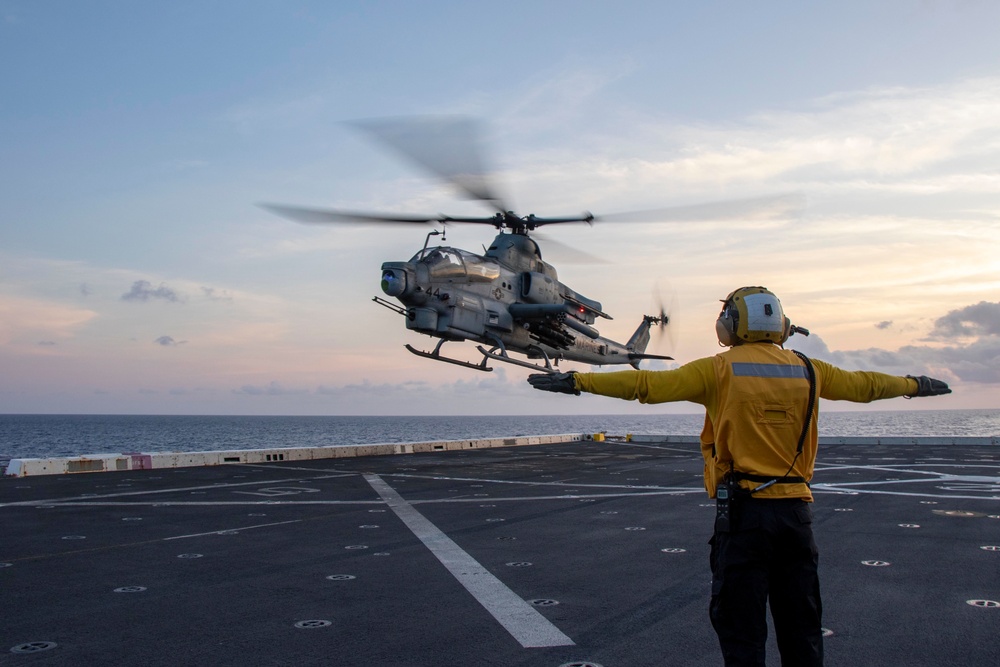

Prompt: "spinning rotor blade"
[532,231,609,265]
[653,283,679,353]
[259,203,519,228]
[524,213,595,228]
[352,116,507,213]
[259,203,445,225]
[595,192,804,224]
[261,115,804,237]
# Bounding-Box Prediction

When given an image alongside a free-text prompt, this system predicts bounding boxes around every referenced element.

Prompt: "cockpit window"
[413,247,500,282]
[464,253,501,282]
[412,247,465,280]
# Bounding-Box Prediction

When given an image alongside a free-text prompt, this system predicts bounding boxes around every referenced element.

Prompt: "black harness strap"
[791,350,817,458]
[731,471,807,485]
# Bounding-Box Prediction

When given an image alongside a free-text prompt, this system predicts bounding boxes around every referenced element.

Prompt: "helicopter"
[261,117,799,374]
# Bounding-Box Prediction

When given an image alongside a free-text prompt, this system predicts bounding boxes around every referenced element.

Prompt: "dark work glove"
[906,375,952,397]
[527,372,580,395]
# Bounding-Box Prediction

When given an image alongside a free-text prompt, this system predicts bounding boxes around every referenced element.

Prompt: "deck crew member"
[527,286,951,667]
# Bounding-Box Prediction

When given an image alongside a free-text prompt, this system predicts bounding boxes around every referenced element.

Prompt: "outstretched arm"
[814,360,951,402]
[528,359,715,406]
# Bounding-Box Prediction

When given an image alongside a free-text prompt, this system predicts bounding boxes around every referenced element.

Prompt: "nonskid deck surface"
[1,440,998,666]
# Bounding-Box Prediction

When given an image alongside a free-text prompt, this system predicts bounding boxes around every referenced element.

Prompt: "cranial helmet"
[715,286,791,346]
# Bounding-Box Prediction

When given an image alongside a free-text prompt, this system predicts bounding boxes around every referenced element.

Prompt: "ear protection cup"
[715,303,739,346]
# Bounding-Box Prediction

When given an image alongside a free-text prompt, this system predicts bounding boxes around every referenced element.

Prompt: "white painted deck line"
[364,473,575,649]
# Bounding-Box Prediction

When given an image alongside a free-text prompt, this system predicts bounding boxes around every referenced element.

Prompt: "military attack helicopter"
[262,117,798,373]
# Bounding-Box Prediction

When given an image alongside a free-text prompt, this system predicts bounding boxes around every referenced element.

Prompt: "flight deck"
[2,437,998,666]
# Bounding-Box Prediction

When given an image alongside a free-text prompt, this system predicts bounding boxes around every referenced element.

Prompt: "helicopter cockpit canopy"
[411,247,500,283]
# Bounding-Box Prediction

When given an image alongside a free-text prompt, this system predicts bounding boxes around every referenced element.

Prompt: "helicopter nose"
[381,269,407,297]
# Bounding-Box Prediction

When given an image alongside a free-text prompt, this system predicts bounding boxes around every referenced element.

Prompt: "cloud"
[0,295,97,345]
[121,280,181,303]
[875,321,893,330]
[233,381,309,396]
[918,338,1000,383]
[317,379,431,396]
[928,301,1000,339]
[313,371,516,401]
[792,299,1000,384]
[717,77,1000,183]
[154,335,186,347]
[201,286,233,302]
[316,369,531,405]
[518,76,1000,214]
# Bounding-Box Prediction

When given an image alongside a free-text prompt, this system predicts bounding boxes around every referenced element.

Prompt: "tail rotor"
[648,283,678,356]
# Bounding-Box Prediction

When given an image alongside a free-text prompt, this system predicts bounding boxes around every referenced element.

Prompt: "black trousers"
[709,498,823,667]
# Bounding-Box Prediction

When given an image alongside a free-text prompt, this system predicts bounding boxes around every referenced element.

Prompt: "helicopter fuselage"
[378,231,660,370]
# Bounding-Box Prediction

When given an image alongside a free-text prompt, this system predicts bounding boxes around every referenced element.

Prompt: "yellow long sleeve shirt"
[574,343,918,501]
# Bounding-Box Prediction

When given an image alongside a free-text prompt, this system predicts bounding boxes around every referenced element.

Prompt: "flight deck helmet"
[715,286,791,346]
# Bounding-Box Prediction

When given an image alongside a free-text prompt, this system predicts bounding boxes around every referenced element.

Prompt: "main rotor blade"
[259,203,509,227]
[532,232,609,265]
[525,213,595,228]
[595,192,805,223]
[259,203,444,225]
[351,116,508,213]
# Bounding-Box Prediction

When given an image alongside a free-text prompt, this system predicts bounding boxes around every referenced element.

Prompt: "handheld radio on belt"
[715,351,816,532]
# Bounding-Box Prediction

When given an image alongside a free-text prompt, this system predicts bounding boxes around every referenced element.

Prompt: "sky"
[2,1,1000,416]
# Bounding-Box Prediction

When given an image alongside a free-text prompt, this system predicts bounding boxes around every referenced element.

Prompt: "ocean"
[1,410,998,461]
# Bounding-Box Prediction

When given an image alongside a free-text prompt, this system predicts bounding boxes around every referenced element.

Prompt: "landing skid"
[476,344,559,374]
[404,338,561,374]
[405,340,493,372]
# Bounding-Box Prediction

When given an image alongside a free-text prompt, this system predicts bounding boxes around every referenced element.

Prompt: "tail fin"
[627,317,654,355]
[626,315,672,369]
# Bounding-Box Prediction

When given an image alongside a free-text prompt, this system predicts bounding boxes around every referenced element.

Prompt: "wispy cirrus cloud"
[0,295,97,346]
[510,76,1000,213]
